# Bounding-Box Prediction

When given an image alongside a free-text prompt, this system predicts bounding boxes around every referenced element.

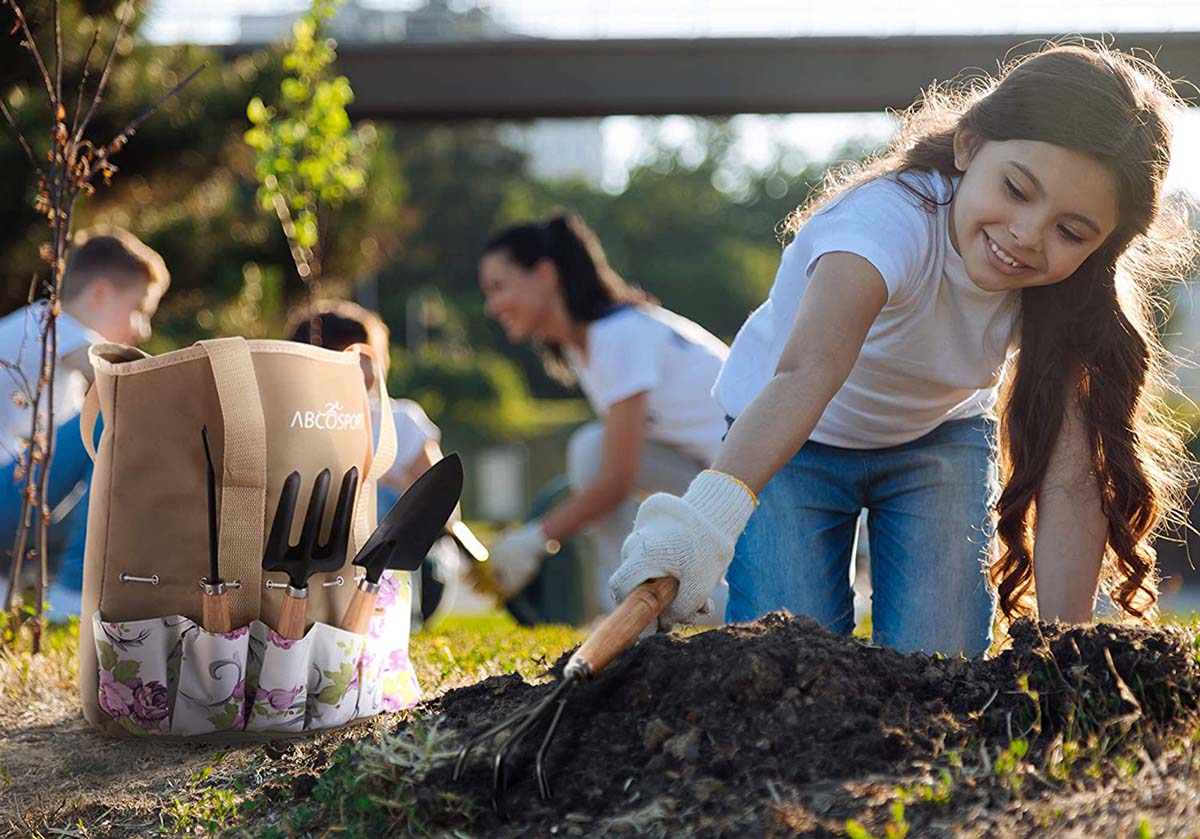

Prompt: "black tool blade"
[353,452,463,582]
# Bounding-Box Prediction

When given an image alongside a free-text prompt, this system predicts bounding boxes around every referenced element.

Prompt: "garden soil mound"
[425,613,1200,837]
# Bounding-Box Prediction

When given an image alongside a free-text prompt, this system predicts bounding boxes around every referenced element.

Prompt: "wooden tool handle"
[570,576,680,676]
[340,585,378,635]
[201,591,232,635]
[277,592,308,640]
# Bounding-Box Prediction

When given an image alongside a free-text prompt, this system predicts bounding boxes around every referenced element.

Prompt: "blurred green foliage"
[0,2,880,445]
[245,0,369,271]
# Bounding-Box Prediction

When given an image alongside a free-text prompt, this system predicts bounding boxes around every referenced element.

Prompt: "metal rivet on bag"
[197,578,242,589]
[265,580,289,590]
[321,576,344,588]
[119,573,160,585]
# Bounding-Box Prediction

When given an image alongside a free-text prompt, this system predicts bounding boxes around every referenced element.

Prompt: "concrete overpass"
[231,32,1200,119]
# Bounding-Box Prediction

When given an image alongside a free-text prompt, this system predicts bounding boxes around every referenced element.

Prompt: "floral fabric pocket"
[304,623,365,729]
[172,623,252,736]
[93,615,187,736]
[93,607,420,738]
[245,624,311,734]
[361,571,421,715]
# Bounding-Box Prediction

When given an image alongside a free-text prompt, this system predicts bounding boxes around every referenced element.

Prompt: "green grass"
[411,610,586,694]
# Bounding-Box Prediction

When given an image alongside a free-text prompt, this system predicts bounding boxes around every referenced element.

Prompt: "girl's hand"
[489,520,555,598]
[609,470,756,631]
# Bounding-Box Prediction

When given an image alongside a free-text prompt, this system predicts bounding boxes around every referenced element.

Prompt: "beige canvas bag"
[78,337,420,740]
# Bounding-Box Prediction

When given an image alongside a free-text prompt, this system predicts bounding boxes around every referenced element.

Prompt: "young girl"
[610,44,1196,656]
[480,214,731,618]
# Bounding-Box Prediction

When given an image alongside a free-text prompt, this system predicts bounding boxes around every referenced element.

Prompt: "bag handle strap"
[348,344,398,553]
[81,384,100,460]
[198,338,268,625]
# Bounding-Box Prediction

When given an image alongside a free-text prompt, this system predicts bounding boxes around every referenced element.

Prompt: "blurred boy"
[0,228,169,618]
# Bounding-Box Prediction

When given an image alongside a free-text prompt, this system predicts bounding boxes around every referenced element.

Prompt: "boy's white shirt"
[0,301,102,466]
[566,305,730,465]
[368,396,440,483]
[714,169,1020,449]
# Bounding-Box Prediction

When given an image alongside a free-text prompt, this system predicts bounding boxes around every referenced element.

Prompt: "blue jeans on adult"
[0,412,94,591]
[726,415,998,657]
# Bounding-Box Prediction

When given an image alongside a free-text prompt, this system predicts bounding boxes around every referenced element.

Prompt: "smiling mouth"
[985,233,1028,271]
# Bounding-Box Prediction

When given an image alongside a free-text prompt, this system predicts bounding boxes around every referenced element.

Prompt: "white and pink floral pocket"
[92,572,420,737]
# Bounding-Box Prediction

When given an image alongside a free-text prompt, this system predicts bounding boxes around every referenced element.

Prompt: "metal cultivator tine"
[451,578,680,817]
[451,669,582,816]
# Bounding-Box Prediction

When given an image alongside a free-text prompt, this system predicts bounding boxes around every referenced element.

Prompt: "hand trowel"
[339,453,464,634]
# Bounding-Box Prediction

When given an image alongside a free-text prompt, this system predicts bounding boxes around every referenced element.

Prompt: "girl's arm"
[540,391,648,543]
[711,252,888,492]
[1031,379,1107,623]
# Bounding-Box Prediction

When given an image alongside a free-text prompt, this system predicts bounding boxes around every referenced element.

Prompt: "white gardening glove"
[609,470,757,632]
[488,520,556,598]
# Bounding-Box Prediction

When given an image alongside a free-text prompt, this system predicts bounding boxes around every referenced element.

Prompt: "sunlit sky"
[144,0,1200,195]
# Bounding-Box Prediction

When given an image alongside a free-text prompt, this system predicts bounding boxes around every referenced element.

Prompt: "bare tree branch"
[0,93,38,170]
[95,62,208,160]
[71,1,132,145]
[70,24,101,140]
[3,0,55,102]
[51,0,60,109]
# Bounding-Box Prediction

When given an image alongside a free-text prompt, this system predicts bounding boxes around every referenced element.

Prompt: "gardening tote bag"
[77,337,421,740]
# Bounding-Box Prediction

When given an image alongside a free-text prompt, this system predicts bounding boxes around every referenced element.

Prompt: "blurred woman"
[480,213,730,618]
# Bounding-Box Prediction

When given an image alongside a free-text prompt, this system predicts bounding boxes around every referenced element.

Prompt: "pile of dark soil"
[416,614,1200,837]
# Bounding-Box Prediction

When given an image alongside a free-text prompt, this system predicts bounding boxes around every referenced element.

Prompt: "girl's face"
[479,250,559,343]
[950,136,1121,293]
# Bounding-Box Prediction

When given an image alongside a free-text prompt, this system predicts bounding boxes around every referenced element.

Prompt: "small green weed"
[845,801,909,839]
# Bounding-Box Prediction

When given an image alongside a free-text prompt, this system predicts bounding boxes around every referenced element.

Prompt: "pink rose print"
[266,627,297,650]
[221,625,250,641]
[98,670,135,719]
[387,648,409,672]
[130,680,169,727]
[265,686,302,711]
[374,574,398,610]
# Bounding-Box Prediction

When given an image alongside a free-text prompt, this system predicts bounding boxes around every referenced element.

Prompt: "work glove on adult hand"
[608,470,757,632]
[489,520,555,598]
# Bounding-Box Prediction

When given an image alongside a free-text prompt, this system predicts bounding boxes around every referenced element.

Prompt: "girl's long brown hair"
[785,43,1198,624]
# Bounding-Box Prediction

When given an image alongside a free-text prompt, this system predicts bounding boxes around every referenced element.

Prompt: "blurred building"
[236,0,605,186]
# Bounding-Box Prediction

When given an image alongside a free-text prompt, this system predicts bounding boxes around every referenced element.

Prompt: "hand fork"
[452,576,680,816]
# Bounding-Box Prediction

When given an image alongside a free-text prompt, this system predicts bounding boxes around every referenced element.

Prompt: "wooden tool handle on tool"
[340,585,377,635]
[277,592,308,640]
[570,576,680,676]
[201,591,232,634]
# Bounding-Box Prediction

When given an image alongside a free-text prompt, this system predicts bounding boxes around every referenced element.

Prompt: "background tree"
[243,0,371,333]
[1,0,200,649]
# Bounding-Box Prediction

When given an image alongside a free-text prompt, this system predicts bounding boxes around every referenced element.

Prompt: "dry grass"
[0,612,584,838]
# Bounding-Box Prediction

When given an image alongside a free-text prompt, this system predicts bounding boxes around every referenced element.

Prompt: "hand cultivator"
[452,576,679,814]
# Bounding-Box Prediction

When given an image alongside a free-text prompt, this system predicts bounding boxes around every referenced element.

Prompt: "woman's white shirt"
[714,169,1020,449]
[567,306,729,465]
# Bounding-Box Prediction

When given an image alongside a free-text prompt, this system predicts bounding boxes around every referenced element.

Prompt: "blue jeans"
[726,416,998,657]
[0,413,94,590]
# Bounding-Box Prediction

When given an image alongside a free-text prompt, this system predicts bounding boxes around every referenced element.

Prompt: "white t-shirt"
[567,305,729,464]
[714,169,1020,449]
[0,301,102,465]
[369,397,441,489]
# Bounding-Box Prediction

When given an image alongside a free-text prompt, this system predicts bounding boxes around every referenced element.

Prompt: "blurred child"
[287,299,459,624]
[0,227,169,618]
